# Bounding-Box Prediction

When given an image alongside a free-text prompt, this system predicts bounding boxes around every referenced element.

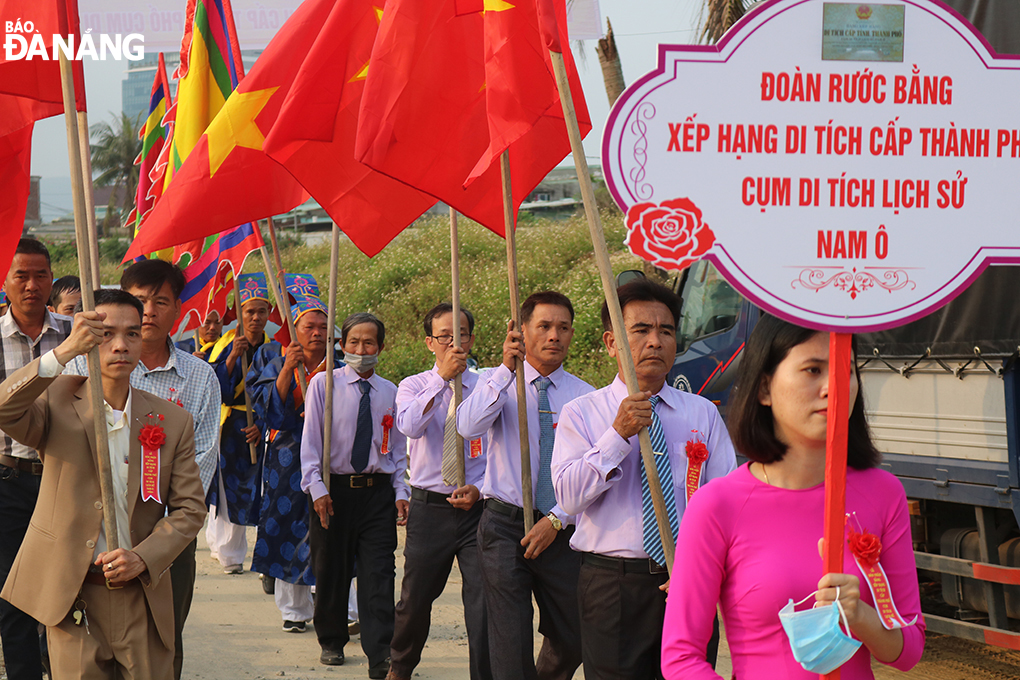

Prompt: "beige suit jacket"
[0,357,207,649]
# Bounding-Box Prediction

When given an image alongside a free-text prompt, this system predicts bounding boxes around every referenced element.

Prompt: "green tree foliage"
[261,212,644,388]
[90,112,143,233]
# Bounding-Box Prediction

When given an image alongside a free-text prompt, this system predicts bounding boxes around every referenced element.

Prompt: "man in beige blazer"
[0,289,206,680]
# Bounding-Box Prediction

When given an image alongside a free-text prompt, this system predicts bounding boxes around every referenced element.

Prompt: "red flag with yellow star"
[122,0,316,260]
[261,0,437,257]
[466,0,590,183]
[354,0,589,233]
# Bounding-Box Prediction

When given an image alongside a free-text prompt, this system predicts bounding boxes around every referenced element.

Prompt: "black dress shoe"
[368,658,391,679]
[320,648,345,666]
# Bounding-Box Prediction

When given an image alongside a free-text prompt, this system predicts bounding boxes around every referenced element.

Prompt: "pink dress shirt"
[300,364,408,503]
[457,362,593,523]
[551,377,736,558]
[396,366,486,493]
[661,464,925,679]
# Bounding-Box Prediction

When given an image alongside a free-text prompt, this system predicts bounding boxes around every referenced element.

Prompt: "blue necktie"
[534,376,556,515]
[351,380,372,473]
[641,396,678,567]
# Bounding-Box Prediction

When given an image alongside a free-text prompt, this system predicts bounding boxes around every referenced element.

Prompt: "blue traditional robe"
[249,342,342,584]
[207,328,269,526]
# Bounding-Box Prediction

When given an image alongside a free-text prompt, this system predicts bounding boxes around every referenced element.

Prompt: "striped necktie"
[441,381,460,486]
[641,396,678,567]
[533,376,556,515]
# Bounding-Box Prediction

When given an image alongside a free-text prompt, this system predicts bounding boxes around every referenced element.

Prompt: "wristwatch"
[546,512,562,531]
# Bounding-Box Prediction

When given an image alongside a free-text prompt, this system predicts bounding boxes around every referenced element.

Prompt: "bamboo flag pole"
[76,111,101,289]
[323,223,341,506]
[450,208,466,488]
[58,53,119,552]
[193,328,201,354]
[258,241,307,394]
[499,151,535,533]
[231,275,259,465]
[549,50,675,572]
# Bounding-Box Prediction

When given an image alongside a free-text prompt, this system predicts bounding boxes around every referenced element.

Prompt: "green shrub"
[44,213,645,387]
[265,213,642,387]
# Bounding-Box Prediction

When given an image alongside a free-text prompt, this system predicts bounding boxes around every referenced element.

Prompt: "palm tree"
[700,0,753,44]
[596,19,625,106]
[90,112,142,233]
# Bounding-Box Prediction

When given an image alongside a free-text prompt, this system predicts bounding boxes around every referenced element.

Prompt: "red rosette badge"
[138,424,166,503]
[139,424,167,450]
[845,514,916,630]
[381,414,394,454]
[847,524,882,566]
[624,197,716,272]
[685,439,709,467]
[683,430,710,502]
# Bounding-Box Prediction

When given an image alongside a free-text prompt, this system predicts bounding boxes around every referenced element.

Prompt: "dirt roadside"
[179,522,1017,680]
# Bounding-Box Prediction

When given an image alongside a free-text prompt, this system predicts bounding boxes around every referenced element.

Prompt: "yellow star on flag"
[205,86,279,176]
[483,0,514,11]
[349,6,385,83]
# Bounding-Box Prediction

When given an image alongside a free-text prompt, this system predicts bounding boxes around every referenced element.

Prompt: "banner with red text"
[602,0,1020,332]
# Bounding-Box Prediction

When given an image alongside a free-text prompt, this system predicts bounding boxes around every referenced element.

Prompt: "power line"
[615,28,695,37]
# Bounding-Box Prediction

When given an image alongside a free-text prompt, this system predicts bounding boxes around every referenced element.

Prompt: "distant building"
[122,50,263,125]
[523,165,603,208]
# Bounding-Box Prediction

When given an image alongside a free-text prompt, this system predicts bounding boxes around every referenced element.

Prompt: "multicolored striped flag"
[134,0,264,334]
[126,52,173,234]
[172,222,262,335]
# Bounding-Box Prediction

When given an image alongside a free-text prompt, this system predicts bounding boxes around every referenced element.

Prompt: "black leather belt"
[582,552,668,575]
[411,486,450,504]
[83,570,137,589]
[0,454,42,476]
[333,473,390,489]
[485,498,542,524]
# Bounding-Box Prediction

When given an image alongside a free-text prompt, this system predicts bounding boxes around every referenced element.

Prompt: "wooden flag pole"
[322,222,341,508]
[58,53,120,551]
[265,217,308,392]
[231,275,259,465]
[549,50,674,572]
[450,208,466,488]
[193,328,201,354]
[822,332,853,680]
[76,111,101,289]
[258,239,307,394]
[499,150,535,533]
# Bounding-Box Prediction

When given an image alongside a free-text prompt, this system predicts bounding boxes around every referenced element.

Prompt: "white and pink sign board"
[602,0,1020,332]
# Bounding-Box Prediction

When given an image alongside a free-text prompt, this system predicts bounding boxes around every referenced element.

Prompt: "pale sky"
[30,0,706,219]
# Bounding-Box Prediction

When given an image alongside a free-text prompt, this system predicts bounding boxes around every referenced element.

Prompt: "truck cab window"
[678,261,743,354]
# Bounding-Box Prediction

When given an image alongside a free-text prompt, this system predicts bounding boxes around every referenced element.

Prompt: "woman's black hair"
[727,314,881,469]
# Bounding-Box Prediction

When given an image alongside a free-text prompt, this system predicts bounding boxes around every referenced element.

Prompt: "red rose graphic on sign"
[624,198,716,272]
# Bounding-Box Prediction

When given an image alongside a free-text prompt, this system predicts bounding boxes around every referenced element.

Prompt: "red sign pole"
[822,332,853,680]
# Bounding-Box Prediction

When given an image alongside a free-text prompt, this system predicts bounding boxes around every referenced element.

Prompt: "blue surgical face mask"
[778,587,862,675]
[344,352,379,373]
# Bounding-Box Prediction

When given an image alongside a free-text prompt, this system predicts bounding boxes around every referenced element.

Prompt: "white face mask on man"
[344,352,379,373]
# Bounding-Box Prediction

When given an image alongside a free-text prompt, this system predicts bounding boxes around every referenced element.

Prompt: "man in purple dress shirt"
[551,280,736,679]
[458,291,593,680]
[300,313,409,678]
[387,303,491,680]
